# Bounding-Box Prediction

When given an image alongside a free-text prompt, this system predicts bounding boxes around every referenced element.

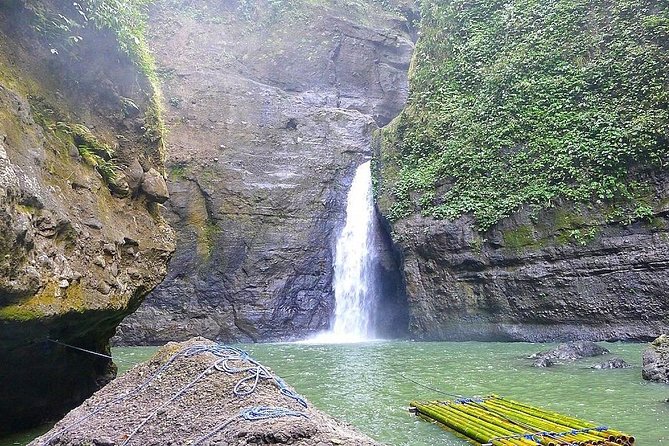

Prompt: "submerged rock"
[530,341,609,367]
[642,334,669,384]
[532,357,556,368]
[590,357,631,369]
[31,338,382,446]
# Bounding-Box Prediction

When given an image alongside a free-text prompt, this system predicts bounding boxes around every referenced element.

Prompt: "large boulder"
[31,338,382,446]
[642,334,669,384]
[140,168,170,203]
[530,341,609,367]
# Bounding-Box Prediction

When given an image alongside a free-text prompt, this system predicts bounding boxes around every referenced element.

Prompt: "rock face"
[373,0,669,342]
[117,0,416,344]
[31,338,383,446]
[0,2,174,433]
[642,334,669,383]
[379,197,669,341]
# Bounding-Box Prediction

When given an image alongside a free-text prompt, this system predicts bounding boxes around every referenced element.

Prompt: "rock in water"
[590,357,631,369]
[530,341,609,367]
[642,334,669,384]
[30,338,382,446]
[532,357,556,368]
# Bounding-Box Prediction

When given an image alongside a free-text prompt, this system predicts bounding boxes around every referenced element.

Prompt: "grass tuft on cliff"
[379,0,669,230]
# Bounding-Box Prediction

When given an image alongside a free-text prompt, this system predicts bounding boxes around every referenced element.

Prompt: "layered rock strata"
[380,200,669,341]
[117,0,416,344]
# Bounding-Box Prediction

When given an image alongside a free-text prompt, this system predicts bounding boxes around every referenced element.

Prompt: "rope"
[489,426,610,441]
[47,339,137,366]
[214,349,308,407]
[40,344,242,445]
[121,356,228,445]
[398,372,464,399]
[192,406,308,445]
[118,345,308,444]
[40,343,309,445]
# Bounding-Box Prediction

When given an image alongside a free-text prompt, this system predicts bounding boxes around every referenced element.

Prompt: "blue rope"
[490,426,610,442]
[241,406,308,421]
[40,344,229,445]
[454,397,484,404]
[40,343,307,446]
[192,406,308,445]
[215,350,308,407]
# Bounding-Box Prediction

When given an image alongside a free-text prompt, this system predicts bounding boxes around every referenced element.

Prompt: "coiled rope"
[213,347,307,407]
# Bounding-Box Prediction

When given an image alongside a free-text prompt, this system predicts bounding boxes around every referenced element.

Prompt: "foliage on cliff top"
[27,0,165,146]
[379,0,669,230]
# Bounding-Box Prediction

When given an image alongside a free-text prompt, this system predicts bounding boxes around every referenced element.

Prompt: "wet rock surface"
[531,341,610,361]
[529,341,609,368]
[117,0,416,344]
[531,357,556,368]
[642,334,669,383]
[31,338,383,446]
[590,357,630,369]
[379,196,669,341]
[0,2,174,432]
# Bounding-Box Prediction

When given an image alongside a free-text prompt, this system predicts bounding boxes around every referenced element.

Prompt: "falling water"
[308,161,376,343]
[331,161,375,341]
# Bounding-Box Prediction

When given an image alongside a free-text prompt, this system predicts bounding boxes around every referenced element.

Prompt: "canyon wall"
[117,0,416,344]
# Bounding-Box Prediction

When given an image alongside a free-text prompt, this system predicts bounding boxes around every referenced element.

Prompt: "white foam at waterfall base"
[306,161,377,344]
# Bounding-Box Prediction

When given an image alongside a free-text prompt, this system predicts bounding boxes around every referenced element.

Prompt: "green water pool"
[3,341,668,445]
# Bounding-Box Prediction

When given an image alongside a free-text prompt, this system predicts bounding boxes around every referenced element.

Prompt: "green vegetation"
[27,0,154,71]
[52,122,119,186]
[27,0,165,156]
[502,225,536,250]
[379,0,669,230]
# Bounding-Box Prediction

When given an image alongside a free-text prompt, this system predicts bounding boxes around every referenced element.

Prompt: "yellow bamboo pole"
[481,399,613,445]
[412,397,633,446]
[411,402,514,445]
[488,397,634,444]
[455,403,590,446]
[432,403,536,446]
[486,397,633,444]
[443,403,559,446]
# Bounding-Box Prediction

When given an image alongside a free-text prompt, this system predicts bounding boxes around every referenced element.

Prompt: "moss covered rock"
[0,0,174,433]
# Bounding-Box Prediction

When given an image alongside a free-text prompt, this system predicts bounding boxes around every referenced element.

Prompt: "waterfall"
[308,161,376,343]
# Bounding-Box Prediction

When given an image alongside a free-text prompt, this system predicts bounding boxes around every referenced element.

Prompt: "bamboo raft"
[409,395,634,446]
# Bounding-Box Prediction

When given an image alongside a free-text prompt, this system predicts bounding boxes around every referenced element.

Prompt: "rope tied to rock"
[191,406,309,445]
[39,343,308,446]
[120,344,308,445]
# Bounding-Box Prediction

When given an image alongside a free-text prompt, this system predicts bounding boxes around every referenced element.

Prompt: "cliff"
[0,0,174,432]
[376,0,669,340]
[116,0,416,344]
